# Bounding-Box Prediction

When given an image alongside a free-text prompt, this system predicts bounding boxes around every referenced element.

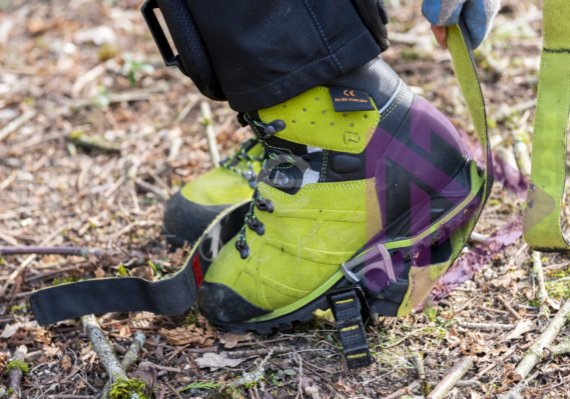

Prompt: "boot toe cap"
[197,281,271,325]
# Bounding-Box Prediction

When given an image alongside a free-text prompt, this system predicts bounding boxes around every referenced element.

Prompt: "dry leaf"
[61,354,72,371]
[502,319,536,341]
[160,324,214,347]
[94,268,106,278]
[130,265,154,281]
[195,352,245,371]
[461,332,488,356]
[446,329,462,347]
[0,321,38,338]
[119,324,131,337]
[219,332,255,349]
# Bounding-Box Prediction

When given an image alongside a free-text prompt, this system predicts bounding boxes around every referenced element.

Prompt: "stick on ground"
[411,352,425,380]
[532,251,550,325]
[7,345,27,399]
[427,357,473,399]
[497,294,521,320]
[512,299,570,381]
[82,315,128,385]
[543,336,570,359]
[381,380,420,399]
[200,101,221,167]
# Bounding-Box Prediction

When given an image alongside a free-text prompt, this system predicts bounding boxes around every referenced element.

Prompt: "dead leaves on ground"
[160,316,217,347]
[194,352,246,371]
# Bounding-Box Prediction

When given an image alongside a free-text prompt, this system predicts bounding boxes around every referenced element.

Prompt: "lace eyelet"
[246,217,265,236]
[235,239,250,259]
[255,199,274,213]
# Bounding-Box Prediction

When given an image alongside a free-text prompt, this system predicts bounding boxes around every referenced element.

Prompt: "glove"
[422,0,501,48]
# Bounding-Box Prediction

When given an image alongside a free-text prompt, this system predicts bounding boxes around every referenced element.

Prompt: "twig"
[138,361,182,374]
[8,345,27,399]
[512,299,570,381]
[457,322,515,330]
[200,101,221,167]
[135,178,168,200]
[174,95,199,124]
[427,357,473,399]
[411,352,425,380]
[102,332,147,395]
[0,225,66,297]
[512,140,531,177]
[427,380,480,388]
[497,294,521,321]
[543,336,570,359]
[294,352,304,399]
[502,371,539,399]
[82,315,128,385]
[0,109,36,142]
[381,380,420,399]
[0,246,120,257]
[0,171,17,193]
[532,251,550,325]
[469,231,489,243]
[71,132,120,153]
[226,347,293,359]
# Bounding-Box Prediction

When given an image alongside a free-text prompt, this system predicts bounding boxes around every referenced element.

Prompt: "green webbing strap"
[29,25,489,326]
[523,0,570,251]
[447,21,491,206]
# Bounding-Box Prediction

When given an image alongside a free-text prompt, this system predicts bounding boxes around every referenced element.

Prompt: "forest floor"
[2,0,569,398]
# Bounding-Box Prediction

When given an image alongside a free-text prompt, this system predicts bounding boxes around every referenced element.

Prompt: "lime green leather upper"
[180,143,263,206]
[204,179,382,310]
[258,86,379,153]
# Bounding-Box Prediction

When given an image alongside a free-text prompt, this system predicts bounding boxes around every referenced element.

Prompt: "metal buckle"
[340,243,394,284]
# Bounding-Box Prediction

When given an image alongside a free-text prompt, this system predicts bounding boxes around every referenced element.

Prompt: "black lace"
[219,138,264,188]
[234,116,287,259]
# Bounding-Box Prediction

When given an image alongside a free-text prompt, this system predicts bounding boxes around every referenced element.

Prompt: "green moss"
[53,275,81,286]
[6,359,29,374]
[109,378,149,399]
[98,44,118,62]
[7,388,14,394]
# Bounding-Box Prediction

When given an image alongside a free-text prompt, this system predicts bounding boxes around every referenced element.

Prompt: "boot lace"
[234,115,289,259]
[219,137,264,189]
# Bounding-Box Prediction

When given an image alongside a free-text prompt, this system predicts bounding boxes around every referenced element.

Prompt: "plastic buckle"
[141,0,189,77]
[326,286,373,369]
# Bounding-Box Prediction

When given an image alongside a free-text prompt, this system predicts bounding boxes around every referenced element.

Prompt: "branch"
[458,322,515,330]
[532,251,550,325]
[102,331,146,396]
[411,352,425,380]
[82,315,128,385]
[7,345,28,399]
[0,246,120,257]
[381,380,420,399]
[543,336,570,359]
[226,347,292,359]
[512,299,570,381]
[427,357,473,399]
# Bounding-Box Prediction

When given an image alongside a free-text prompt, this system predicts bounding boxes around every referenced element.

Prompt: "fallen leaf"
[219,332,255,349]
[502,319,536,341]
[461,332,488,356]
[61,354,72,371]
[44,345,61,358]
[195,352,246,371]
[94,268,105,278]
[130,265,154,281]
[0,321,38,338]
[446,329,462,347]
[119,324,131,337]
[160,324,214,347]
[129,363,157,392]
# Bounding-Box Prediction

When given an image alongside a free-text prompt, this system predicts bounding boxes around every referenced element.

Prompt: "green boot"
[163,138,263,246]
[195,59,487,333]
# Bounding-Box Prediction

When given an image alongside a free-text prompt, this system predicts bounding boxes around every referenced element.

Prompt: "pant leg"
[185,0,381,112]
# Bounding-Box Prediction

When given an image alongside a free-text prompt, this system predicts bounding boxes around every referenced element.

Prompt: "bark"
[8,345,27,399]
[543,336,570,359]
[411,353,425,380]
[512,299,570,381]
[458,322,515,330]
[381,380,420,399]
[82,315,127,384]
[427,357,473,399]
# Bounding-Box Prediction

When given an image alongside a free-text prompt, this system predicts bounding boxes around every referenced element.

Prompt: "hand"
[431,25,448,48]
[422,0,501,49]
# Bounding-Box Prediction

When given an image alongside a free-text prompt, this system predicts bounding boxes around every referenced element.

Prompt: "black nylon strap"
[328,288,373,369]
[31,263,197,326]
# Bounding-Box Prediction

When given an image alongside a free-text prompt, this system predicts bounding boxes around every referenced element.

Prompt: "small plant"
[53,275,81,286]
[178,381,220,391]
[6,359,29,374]
[109,377,149,399]
[123,53,154,86]
[7,388,14,395]
[117,265,129,276]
